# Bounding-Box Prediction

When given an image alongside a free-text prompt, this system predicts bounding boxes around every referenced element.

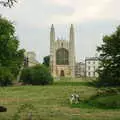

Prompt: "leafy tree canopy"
[97,25,120,86]
[0,16,25,78]
[0,0,17,8]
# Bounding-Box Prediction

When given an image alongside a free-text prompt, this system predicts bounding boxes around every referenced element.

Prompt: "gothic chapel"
[50,24,76,77]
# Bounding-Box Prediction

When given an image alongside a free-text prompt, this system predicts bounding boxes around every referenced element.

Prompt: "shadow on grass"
[53,81,94,87]
[71,102,120,110]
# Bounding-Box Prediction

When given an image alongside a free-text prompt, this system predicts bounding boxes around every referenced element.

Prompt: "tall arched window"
[56,48,69,65]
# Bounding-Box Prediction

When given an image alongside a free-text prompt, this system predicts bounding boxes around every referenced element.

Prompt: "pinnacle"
[51,24,54,29]
[70,24,74,28]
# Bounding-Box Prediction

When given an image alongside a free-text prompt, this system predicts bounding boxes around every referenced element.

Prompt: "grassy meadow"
[0,78,120,120]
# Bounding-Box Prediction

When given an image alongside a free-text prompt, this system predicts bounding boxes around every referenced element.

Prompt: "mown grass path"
[0,78,120,120]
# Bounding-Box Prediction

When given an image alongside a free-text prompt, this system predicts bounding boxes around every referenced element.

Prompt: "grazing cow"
[70,93,80,104]
[75,94,80,104]
[70,94,76,104]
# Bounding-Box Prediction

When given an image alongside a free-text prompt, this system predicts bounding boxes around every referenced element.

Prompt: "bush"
[88,94,120,109]
[85,88,120,109]
[0,67,13,86]
[20,65,53,85]
[20,67,33,85]
[97,68,120,87]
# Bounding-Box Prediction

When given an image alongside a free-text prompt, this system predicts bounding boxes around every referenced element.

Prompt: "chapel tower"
[50,24,76,77]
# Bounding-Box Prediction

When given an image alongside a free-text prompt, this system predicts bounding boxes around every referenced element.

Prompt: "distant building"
[85,57,99,77]
[25,51,39,67]
[50,24,76,77]
[75,62,85,77]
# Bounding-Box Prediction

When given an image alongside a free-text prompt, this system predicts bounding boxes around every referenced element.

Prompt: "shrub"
[97,68,120,87]
[0,67,13,86]
[20,65,53,85]
[20,67,33,85]
[86,88,120,109]
[88,94,120,109]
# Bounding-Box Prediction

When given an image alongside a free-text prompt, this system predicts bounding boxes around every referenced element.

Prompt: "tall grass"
[0,78,120,120]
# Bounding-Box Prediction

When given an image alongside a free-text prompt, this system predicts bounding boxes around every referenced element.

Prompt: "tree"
[20,65,53,85]
[43,55,50,67]
[97,25,120,86]
[0,16,24,80]
[0,67,13,86]
[0,0,17,8]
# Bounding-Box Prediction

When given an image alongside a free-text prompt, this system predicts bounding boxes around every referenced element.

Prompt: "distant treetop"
[0,0,17,8]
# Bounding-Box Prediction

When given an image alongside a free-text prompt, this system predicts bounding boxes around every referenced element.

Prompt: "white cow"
[70,93,80,104]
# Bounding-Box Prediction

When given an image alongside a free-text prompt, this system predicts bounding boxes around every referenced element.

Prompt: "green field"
[0,78,120,120]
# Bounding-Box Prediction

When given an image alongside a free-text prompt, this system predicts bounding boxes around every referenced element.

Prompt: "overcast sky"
[0,0,120,62]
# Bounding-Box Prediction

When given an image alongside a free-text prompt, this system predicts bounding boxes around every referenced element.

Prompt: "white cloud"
[49,0,72,5]
[1,0,119,25]
[49,0,115,24]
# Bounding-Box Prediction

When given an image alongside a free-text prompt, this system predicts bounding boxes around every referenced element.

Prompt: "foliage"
[0,67,13,86]
[92,94,120,108]
[97,25,120,86]
[95,87,120,97]
[43,55,50,67]
[20,65,53,85]
[0,16,25,80]
[87,88,120,109]
[0,0,17,8]
[20,67,33,85]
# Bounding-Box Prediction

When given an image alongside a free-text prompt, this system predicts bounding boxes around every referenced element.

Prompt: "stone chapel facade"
[50,24,76,77]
